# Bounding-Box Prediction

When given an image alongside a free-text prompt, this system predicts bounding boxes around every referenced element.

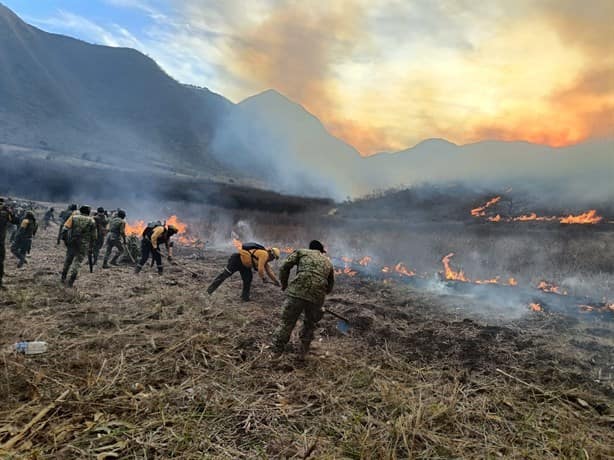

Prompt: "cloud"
[28,0,614,153]
[32,10,143,49]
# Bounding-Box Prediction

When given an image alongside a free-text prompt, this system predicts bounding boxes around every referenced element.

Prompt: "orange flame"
[381,266,391,274]
[475,277,500,285]
[441,253,469,282]
[559,210,602,225]
[358,256,372,267]
[579,303,614,313]
[471,196,501,217]
[508,278,518,286]
[537,281,566,295]
[282,247,295,254]
[529,303,543,312]
[125,220,146,236]
[394,262,415,277]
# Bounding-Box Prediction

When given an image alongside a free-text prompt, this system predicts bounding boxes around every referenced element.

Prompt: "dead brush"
[0,225,613,458]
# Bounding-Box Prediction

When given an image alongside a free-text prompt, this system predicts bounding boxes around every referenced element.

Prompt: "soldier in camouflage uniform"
[92,207,109,265]
[0,198,15,290]
[57,204,78,245]
[61,205,97,287]
[271,240,335,357]
[11,211,38,268]
[102,209,127,268]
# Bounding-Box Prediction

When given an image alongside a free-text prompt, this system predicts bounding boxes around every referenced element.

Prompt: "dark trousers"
[11,238,31,267]
[0,235,5,286]
[207,253,253,300]
[93,234,105,264]
[138,240,162,269]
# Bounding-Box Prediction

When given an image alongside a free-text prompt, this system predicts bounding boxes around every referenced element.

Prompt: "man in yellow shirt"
[135,222,178,275]
[207,244,281,301]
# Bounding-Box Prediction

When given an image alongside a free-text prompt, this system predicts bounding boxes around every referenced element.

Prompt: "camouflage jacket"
[107,217,126,238]
[93,213,109,237]
[279,249,335,306]
[64,214,97,249]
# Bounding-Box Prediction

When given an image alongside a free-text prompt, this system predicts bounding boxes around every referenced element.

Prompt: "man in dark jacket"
[11,211,38,268]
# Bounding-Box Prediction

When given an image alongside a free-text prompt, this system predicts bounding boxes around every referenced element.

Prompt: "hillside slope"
[0,2,231,173]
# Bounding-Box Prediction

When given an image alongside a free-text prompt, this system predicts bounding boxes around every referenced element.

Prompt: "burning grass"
[0,224,613,458]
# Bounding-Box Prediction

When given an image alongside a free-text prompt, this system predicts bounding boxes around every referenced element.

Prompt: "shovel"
[324,308,351,334]
[169,261,200,278]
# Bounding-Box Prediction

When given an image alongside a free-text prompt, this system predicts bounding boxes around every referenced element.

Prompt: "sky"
[3,0,613,155]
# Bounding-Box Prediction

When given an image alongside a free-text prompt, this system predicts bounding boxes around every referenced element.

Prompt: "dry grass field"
[1,203,613,458]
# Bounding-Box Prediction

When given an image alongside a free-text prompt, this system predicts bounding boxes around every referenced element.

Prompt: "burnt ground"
[0,224,613,459]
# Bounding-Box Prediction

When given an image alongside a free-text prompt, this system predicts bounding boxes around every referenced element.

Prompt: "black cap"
[309,240,326,253]
[117,209,126,218]
[80,205,91,215]
[97,207,105,213]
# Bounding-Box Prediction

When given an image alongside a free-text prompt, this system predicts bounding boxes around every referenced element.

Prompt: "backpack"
[242,242,266,270]
[142,221,162,238]
[66,222,83,249]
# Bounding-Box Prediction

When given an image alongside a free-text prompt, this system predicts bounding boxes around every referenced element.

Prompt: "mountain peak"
[240,88,298,108]
[412,138,457,149]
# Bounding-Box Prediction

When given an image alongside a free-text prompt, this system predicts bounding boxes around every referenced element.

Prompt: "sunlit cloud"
[24,0,614,154]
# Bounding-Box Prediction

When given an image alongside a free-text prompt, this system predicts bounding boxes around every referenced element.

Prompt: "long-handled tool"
[123,240,137,265]
[324,308,351,334]
[170,261,200,278]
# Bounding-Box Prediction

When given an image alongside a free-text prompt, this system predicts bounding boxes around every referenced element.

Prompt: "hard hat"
[270,247,281,259]
[117,209,126,218]
[80,205,91,215]
[167,224,178,234]
[97,207,105,213]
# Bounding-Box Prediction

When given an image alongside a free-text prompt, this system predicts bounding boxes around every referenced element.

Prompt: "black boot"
[61,271,67,285]
[134,264,142,274]
[67,274,77,288]
[157,266,163,276]
[102,260,110,269]
[110,255,119,266]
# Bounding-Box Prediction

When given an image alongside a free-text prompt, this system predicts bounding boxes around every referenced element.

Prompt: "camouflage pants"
[271,297,324,353]
[62,245,87,280]
[103,235,124,264]
[93,234,106,263]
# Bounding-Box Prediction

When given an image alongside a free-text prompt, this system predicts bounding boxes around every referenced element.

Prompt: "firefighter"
[61,205,97,287]
[57,204,78,245]
[92,207,109,265]
[102,209,127,268]
[0,198,14,289]
[11,211,38,268]
[206,244,281,301]
[134,222,178,275]
[43,207,55,230]
[271,240,335,358]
